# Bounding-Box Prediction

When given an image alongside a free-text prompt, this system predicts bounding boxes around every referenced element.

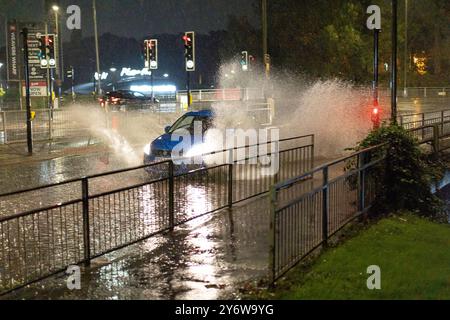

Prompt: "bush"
[350,124,444,218]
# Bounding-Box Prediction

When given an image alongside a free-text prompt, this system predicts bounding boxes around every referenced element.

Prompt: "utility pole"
[373,30,380,102]
[262,0,268,60]
[22,28,33,154]
[93,0,102,95]
[52,5,62,105]
[366,5,381,128]
[391,0,398,124]
[403,0,408,97]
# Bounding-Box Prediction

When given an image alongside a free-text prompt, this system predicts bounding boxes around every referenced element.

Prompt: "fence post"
[322,167,329,247]
[441,111,445,135]
[268,185,277,285]
[228,149,234,208]
[358,152,366,216]
[168,161,175,230]
[1,112,7,144]
[81,178,91,266]
[48,109,53,140]
[421,113,425,141]
[310,135,315,171]
[432,124,440,155]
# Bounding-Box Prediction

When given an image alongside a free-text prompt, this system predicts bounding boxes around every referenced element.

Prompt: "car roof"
[184,110,214,117]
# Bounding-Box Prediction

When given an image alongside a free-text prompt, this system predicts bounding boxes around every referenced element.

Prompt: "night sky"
[0,0,258,45]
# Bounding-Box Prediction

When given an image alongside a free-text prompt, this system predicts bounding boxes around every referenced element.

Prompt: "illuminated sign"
[94,72,109,80]
[120,67,152,77]
[130,85,177,93]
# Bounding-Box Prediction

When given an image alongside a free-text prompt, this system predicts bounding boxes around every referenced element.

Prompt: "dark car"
[99,90,159,112]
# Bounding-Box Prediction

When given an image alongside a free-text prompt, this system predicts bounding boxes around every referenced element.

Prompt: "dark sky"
[0,0,258,45]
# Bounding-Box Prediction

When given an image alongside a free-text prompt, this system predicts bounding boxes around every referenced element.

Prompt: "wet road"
[2,194,271,300]
[0,141,314,299]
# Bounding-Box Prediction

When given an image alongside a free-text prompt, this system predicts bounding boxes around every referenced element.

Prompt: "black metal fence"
[0,106,186,145]
[269,145,384,282]
[268,112,450,284]
[0,134,314,295]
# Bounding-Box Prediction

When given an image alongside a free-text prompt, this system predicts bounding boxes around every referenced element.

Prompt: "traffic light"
[183,31,195,72]
[39,34,56,69]
[47,34,56,68]
[144,39,158,69]
[371,99,381,129]
[66,67,74,79]
[38,35,48,68]
[240,51,249,71]
[148,39,158,70]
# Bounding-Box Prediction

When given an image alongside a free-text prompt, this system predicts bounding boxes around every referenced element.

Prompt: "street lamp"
[93,0,102,95]
[0,62,4,90]
[391,0,398,123]
[403,0,408,97]
[51,4,63,104]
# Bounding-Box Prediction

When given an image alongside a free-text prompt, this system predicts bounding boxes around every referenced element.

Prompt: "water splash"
[212,62,374,158]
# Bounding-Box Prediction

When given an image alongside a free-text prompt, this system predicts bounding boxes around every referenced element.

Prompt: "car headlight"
[143,144,151,156]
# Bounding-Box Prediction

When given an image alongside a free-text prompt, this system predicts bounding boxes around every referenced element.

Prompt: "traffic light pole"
[151,72,154,101]
[391,0,398,124]
[187,71,191,107]
[50,67,54,120]
[22,28,33,155]
[71,67,75,102]
[372,29,381,129]
[373,29,380,103]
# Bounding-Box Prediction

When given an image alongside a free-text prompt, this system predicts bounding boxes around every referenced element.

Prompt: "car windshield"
[169,115,212,134]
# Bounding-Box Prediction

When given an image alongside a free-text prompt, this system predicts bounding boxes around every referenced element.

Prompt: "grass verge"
[248,213,450,300]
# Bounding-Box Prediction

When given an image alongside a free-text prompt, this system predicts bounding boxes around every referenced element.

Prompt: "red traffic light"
[371,100,381,129]
[183,35,192,45]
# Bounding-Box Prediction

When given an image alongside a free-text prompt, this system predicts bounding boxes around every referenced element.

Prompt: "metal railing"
[0,106,186,145]
[177,88,265,103]
[268,113,450,284]
[0,134,314,295]
[399,109,450,130]
[358,87,450,98]
[269,144,384,282]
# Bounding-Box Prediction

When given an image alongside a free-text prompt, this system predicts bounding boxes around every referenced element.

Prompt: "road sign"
[22,81,47,97]
[22,23,47,81]
[7,20,19,81]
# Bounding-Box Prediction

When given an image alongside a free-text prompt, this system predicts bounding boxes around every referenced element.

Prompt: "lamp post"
[0,63,3,88]
[93,0,102,95]
[0,63,4,109]
[391,0,398,124]
[403,0,408,97]
[52,5,62,105]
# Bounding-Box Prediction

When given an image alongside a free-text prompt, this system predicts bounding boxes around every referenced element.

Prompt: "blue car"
[143,110,214,173]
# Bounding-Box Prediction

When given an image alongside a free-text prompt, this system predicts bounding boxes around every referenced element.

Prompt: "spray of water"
[211,61,374,159]
[66,104,180,166]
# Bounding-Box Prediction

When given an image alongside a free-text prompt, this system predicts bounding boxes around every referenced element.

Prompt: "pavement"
[0,139,109,167]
